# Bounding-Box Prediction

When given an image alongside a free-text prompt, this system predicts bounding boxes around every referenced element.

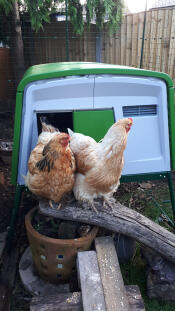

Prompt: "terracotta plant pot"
[25,207,98,284]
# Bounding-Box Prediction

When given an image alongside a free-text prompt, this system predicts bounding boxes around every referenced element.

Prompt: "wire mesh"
[0,6,175,111]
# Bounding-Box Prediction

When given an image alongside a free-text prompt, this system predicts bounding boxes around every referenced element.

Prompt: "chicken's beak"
[128,117,133,124]
[126,118,133,133]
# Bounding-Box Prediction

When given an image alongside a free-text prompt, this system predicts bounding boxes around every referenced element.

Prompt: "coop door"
[36,112,73,134]
[73,109,115,142]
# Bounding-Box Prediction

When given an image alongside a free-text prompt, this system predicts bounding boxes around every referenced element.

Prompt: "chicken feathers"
[69,118,133,210]
[25,121,76,206]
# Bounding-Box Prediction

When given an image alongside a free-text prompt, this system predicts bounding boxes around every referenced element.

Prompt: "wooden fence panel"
[149,10,158,71]
[167,9,175,80]
[126,15,132,66]
[137,12,144,68]
[142,10,152,70]
[155,9,165,72]
[161,9,173,74]
[131,14,138,67]
[115,29,121,65]
[25,8,175,84]
[120,15,127,65]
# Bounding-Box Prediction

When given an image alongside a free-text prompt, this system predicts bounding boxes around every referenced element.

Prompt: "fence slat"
[167,8,175,80]
[149,10,158,70]
[155,9,165,71]
[142,11,152,70]
[161,9,172,74]
[131,14,138,67]
[120,15,127,65]
[126,15,132,66]
[137,12,145,68]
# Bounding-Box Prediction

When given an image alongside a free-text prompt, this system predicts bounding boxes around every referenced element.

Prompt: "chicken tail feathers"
[40,117,60,133]
[67,128,74,136]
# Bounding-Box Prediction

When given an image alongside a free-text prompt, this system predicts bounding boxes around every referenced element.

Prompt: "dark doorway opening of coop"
[37,112,73,135]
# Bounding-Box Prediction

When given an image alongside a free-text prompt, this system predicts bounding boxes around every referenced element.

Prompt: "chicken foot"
[80,200,99,214]
[103,196,116,210]
[49,200,62,210]
[49,200,54,209]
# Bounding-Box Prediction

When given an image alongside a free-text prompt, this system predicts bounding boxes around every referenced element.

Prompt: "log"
[95,236,129,311]
[39,200,175,264]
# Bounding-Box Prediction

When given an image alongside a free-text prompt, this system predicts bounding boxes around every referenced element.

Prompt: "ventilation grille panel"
[123,105,157,117]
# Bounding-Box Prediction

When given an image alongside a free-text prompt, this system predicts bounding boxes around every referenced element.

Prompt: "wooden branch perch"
[39,200,175,264]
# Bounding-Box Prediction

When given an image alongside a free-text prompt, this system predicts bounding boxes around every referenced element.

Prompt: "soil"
[32,211,92,239]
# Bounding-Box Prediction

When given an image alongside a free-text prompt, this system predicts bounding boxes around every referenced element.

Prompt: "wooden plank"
[149,10,158,70]
[142,10,151,69]
[102,29,107,63]
[30,292,82,311]
[105,33,110,63]
[161,9,173,73]
[95,236,129,311]
[131,14,138,67]
[109,35,113,64]
[83,25,88,62]
[155,8,165,71]
[115,28,121,65]
[120,15,127,65]
[126,14,132,66]
[167,8,175,80]
[39,200,175,265]
[30,286,145,311]
[125,286,145,311]
[137,12,144,68]
[77,251,106,311]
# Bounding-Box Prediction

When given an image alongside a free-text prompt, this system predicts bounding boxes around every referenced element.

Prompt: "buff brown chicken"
[68,118,133,212]
[25,120,76,208]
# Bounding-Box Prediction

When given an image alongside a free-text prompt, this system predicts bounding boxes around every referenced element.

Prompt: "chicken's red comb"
[128,117,133,123]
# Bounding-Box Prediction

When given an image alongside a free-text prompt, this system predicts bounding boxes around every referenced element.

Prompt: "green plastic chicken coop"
[8,62,175,247]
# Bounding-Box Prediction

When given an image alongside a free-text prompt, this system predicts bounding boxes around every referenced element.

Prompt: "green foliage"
[68,0,84,35]
[0,0,123,35]
[0,0,15,15]
[86,0,123,34]
[22,0,57,31]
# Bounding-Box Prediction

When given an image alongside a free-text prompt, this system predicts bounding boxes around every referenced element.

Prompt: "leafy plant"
[86,0,123,34]
[0,0,123,34]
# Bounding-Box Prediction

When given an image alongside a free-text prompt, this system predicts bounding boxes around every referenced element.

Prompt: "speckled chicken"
[68,118,133,211]
[25,120,76,207]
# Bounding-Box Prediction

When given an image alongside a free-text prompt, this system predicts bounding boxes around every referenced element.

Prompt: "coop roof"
[17,62,174,92]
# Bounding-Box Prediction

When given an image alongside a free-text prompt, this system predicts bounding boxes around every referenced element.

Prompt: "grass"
[121,246,175,311]
[116,179,175,310]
